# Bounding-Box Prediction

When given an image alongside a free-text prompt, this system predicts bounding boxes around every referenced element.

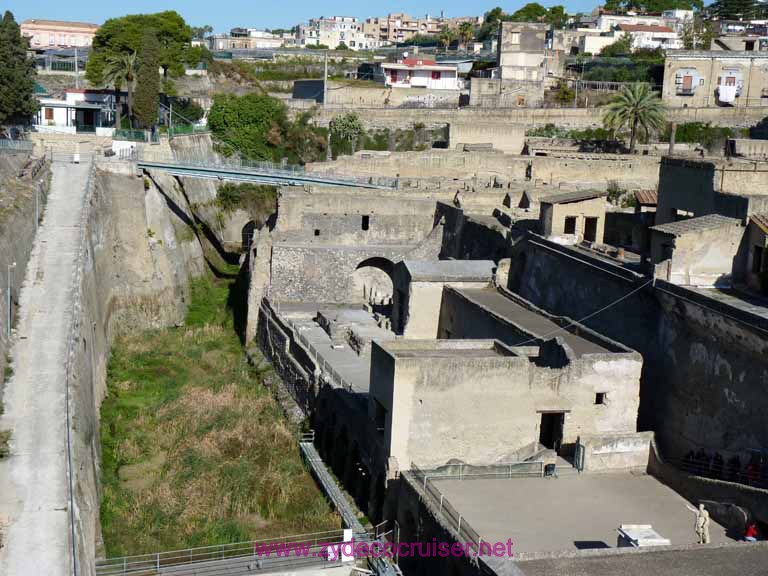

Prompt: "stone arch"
[351,257,395,313]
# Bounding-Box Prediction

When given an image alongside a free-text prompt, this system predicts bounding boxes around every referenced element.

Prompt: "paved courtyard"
[432,473,732,556]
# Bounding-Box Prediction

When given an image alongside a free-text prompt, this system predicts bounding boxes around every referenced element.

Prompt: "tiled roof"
[650,214,742,236]
[634,189,658,206]
[540,190,608,205]
[618,23,674,33]
[750,213,768,234]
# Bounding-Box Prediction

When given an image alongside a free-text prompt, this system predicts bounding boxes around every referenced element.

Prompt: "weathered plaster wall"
[369,338,641,470]
[0,154,49,387]
[651,223,744,286]
[512,234,768,463]
[68,164,207,572]
[448,122,527,154]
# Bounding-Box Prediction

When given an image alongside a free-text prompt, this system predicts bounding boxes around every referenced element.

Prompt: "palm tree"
[438,26,456,50]
[603,83,666,154]
[103,52,138,129]
[458,22,475,48]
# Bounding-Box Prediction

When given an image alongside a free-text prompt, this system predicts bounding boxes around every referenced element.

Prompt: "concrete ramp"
[0,156,93,575]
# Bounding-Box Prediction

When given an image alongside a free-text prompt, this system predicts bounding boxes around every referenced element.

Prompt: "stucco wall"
[651,222,745,286]
[580,431,654,473]
[541,197,607,244]
[448,122,526,154]
[511,234,768,464]
[369,339,641,470]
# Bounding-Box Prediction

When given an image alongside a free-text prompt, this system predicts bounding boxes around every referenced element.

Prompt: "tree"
[87,11,195,87]
[330,113,364,153]
[546,6,569,29]
[603,83,666,154]
[600,34,633,57]
[0,11,37,125]
[208,93,289,160]
[709,0,757,19]
[510,3,549,21]
[458,22,475,47]
[133,31,161,130]
[103,51,137,128]
[438,26,457,49]
[336,42,349,51]
[191,25,213,40]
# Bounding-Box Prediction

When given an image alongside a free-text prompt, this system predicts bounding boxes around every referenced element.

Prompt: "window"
[361,215,370,231]
[45,108,54,120]
[753,246,764,274]
[746,40,755,51]
[431,70,441,80]
[510,32,520,44]
[725,76,737,86]
[314,229,320,236]
[595,392,607,405]
[564,216,577,235]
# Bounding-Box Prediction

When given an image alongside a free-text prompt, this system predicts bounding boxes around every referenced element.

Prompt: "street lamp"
[7,262,16,339]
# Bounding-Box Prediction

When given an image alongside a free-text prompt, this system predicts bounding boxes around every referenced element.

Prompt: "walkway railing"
[0,139,33,153]
[290,324,355,393]
[408,460,545,560]
[95,529,347,576]
[664,454,768,490]
[136,148,399,190]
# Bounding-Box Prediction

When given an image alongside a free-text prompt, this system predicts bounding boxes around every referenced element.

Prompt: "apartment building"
[297,16,382,50]
[362,13,482,44]
[21,19,99,50]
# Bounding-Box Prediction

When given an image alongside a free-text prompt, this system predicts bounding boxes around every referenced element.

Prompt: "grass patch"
[99,275,339,557]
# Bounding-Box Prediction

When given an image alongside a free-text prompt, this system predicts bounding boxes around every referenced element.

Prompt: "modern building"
[662,51,768,108]
[21,19,99,50]
[362,13,482,44]
[618,23,683,50]
[381,58,461,90]
[34,88,114,133]
[208,29,286,50]
[297,16,381,50]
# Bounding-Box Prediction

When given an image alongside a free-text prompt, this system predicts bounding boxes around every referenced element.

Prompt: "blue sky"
[6,0,600,33]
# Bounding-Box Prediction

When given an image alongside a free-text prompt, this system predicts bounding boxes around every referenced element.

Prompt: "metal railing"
[409,460,545,559]
[290,323,355,393]
[0,139,33,153]
[137,148,399,189]
[167,124,211,139]
[664,454,768,490]
[95,529,348,576]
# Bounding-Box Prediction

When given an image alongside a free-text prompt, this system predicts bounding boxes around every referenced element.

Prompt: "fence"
[289,321,355,393]
[95,529,348,576]
[167,124,210,139]
[0,140,33,153]
[409,461,545,559]
[113,129,160,143]
[664,454,768,491]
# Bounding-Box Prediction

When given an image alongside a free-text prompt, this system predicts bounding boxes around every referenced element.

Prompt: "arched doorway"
[351,257,395,316]
[242,221,256,252]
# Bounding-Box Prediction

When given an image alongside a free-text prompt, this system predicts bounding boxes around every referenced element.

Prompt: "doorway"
[584,217,598,242]
[539,412,565,452]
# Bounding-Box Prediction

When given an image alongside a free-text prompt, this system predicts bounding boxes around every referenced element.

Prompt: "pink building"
[21,19,100,49]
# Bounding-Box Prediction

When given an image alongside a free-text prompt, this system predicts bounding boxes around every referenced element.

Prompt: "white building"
[297,16,382,50]
[381,58,460,90]
[618,23,683,50]
[34,89,115,134]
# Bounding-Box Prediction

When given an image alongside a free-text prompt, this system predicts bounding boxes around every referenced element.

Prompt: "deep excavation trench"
[90,159,339,558]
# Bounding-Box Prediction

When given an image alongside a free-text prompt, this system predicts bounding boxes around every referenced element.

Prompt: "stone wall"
[0,154,49,388]
[448,121,526,154]
[294,79,460,109]
[310,103,768,130]
[511,233,768,464]
[579,431,654,473]
[25,158,209,573]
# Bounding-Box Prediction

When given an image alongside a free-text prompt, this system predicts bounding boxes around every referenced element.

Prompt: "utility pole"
[74,46,79,90]
[323,50,328,107]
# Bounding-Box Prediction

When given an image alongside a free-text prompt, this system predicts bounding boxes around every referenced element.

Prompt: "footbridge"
[135,150,398,190]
